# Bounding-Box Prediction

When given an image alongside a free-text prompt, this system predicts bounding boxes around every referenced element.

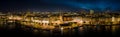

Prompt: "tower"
[90,9,94,14]
[112,16,115,22]
[59,10,63,24]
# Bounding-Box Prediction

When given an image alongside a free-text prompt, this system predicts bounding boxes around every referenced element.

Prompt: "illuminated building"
[90,9,94,14]
[2,11,120,30]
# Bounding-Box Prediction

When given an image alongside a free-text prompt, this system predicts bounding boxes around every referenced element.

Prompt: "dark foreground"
[0,23,120,37]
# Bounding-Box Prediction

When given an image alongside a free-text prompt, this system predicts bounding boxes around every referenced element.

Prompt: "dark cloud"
[0,0,120,11]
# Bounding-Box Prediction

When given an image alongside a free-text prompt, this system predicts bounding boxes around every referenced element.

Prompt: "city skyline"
[1,0,120,37]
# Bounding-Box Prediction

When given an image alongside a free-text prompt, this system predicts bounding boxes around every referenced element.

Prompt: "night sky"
[0,0,120,12]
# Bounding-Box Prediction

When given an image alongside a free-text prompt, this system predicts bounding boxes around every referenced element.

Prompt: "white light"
[61,27,64,30]
[8,21,13,22]
[32,20,41,23]
[80,20,83,23]
[42,21,49,23]
[8,16,22,20]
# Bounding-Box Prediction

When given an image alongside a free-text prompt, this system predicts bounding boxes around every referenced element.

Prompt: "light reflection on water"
[31,25,120,37]
[1,23,120,37]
